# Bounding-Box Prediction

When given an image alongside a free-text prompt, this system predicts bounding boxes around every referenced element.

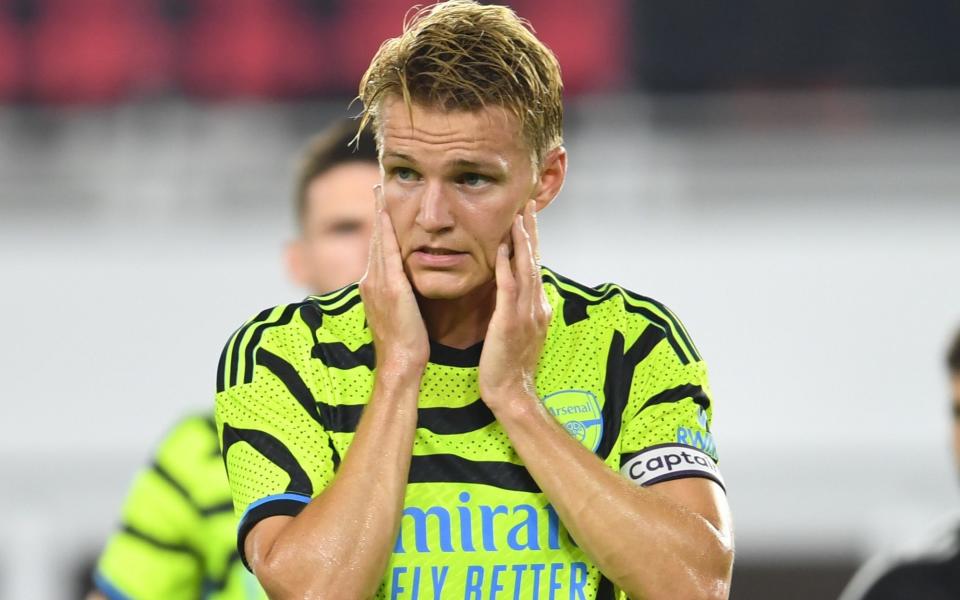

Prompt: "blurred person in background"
[88,120,380,600]
[839,328,960,600]
[216,2,733,599]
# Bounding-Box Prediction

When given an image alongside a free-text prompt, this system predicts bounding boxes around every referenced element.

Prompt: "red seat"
[0,4,23,100]
[30,0,173,104]
[181,0,332,99]
[331,0,419,92]
[512,0,628,93]
[333,0,628,95]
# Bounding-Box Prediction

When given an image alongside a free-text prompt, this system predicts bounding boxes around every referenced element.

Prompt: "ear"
[531,146,567,212]
[284,239,309,287]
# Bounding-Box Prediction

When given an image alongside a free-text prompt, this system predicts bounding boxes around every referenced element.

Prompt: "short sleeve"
[617,319,724,491]
[95,420,207,599]
[215,303,339,569]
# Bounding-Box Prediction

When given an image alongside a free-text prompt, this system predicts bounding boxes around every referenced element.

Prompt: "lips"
[416,246,462,255]
[410,245,468,267]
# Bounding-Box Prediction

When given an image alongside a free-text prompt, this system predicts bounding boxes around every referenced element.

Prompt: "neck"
[418,280,496,349]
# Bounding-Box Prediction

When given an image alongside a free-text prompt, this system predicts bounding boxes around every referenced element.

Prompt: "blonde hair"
[357,0,563,164]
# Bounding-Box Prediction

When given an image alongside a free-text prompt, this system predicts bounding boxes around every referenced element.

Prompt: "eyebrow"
[381,151,505,172]
[382,151,414,163]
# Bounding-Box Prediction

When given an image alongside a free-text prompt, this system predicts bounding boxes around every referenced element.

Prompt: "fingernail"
[499,243,508,256]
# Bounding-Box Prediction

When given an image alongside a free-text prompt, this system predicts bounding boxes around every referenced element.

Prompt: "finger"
[375,187,405,275]
[494,242,515,309]
[363,185,384,283]
[511,213,535,311]
[525,200,542,269]
[524,200,549,318]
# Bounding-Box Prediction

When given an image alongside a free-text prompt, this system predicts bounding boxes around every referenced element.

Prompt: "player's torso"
[312,286,626,599]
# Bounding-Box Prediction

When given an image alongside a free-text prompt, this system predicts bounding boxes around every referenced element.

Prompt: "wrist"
[480,380,540,417]
[375,358,426,389]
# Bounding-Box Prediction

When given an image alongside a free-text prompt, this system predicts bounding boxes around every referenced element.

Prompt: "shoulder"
[216,286,366,392]
[153,413,221,479]
[540,266,701,365]
[156,413,218,454]
[136,412,231,512]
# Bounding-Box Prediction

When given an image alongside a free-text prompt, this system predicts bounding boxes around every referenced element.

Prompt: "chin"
[410,270,477,300]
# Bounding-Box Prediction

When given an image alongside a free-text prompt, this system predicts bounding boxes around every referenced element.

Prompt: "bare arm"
[246,368,422,599]
[490,395,733,600]
[242,190,429,599]
[479,203,733,600]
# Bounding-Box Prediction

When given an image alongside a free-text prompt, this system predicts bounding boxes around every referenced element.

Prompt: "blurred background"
[1,0,959,598]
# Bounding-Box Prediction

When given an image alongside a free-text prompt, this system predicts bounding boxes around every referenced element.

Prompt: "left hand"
[478,200,552,408]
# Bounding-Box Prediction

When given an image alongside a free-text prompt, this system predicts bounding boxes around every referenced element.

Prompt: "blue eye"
[459,172,489,187]
[395,167,417,181]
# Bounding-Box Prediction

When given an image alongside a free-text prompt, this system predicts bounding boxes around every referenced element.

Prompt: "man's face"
[378,98,541,300]
[291,162,380,294]
[952,375,960,471]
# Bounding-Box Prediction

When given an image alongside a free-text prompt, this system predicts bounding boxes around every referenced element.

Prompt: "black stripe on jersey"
[316,291,363,316]
[215,333,235,394]
[542,270,698,365]
[154,459,235,516]
[257,348,322,421]
[561,294,589,326]
[198,501,234,518]
[604,284,702,363]
[597,326,666,460]
[327,435,341,472]
[204,553,243,595]
[257,344,344,472]
[596,576,616,600]
[408,454,540,493]
[121,524,202,561]
[242,303,301,385]
[419,399,495,434]
[201,414,217,434]
[640,384,710,413]
[227,307,274,389]
[312,341,375,370]
[299,302,325,346]
[314,398,496,435]
[220,423,313,497]
[151,461,199,510]
[316,402,360,433]
[254,347,343,468]
[309,282,359,307]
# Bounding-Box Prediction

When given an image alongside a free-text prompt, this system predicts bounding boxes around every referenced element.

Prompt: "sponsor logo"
[541,390,603,452]
[676,425,717,458]
[620,444,724,488]
[696,406,709,429]
[390,492,590,599]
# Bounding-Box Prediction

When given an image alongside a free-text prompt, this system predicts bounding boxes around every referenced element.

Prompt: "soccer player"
[839,329,960,600]
[90,120,380,600]
[216,2,735,599]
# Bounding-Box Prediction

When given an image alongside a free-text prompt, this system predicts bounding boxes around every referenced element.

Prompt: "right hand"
[359,185,430,376]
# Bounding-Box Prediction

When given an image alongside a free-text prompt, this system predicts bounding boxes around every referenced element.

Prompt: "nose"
[414,180,455,233]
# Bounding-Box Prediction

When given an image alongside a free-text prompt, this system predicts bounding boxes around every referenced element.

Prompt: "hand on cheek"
[478,200,551,408]
[359,185,430,375]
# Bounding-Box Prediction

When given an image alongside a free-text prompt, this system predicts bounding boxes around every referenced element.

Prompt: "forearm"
[251,369,421,599]
[491,395,733,600]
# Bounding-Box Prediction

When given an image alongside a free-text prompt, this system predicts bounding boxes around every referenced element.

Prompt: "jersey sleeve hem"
[237,493,312,571]
[93,571,133,600]
[620,443,726,492]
